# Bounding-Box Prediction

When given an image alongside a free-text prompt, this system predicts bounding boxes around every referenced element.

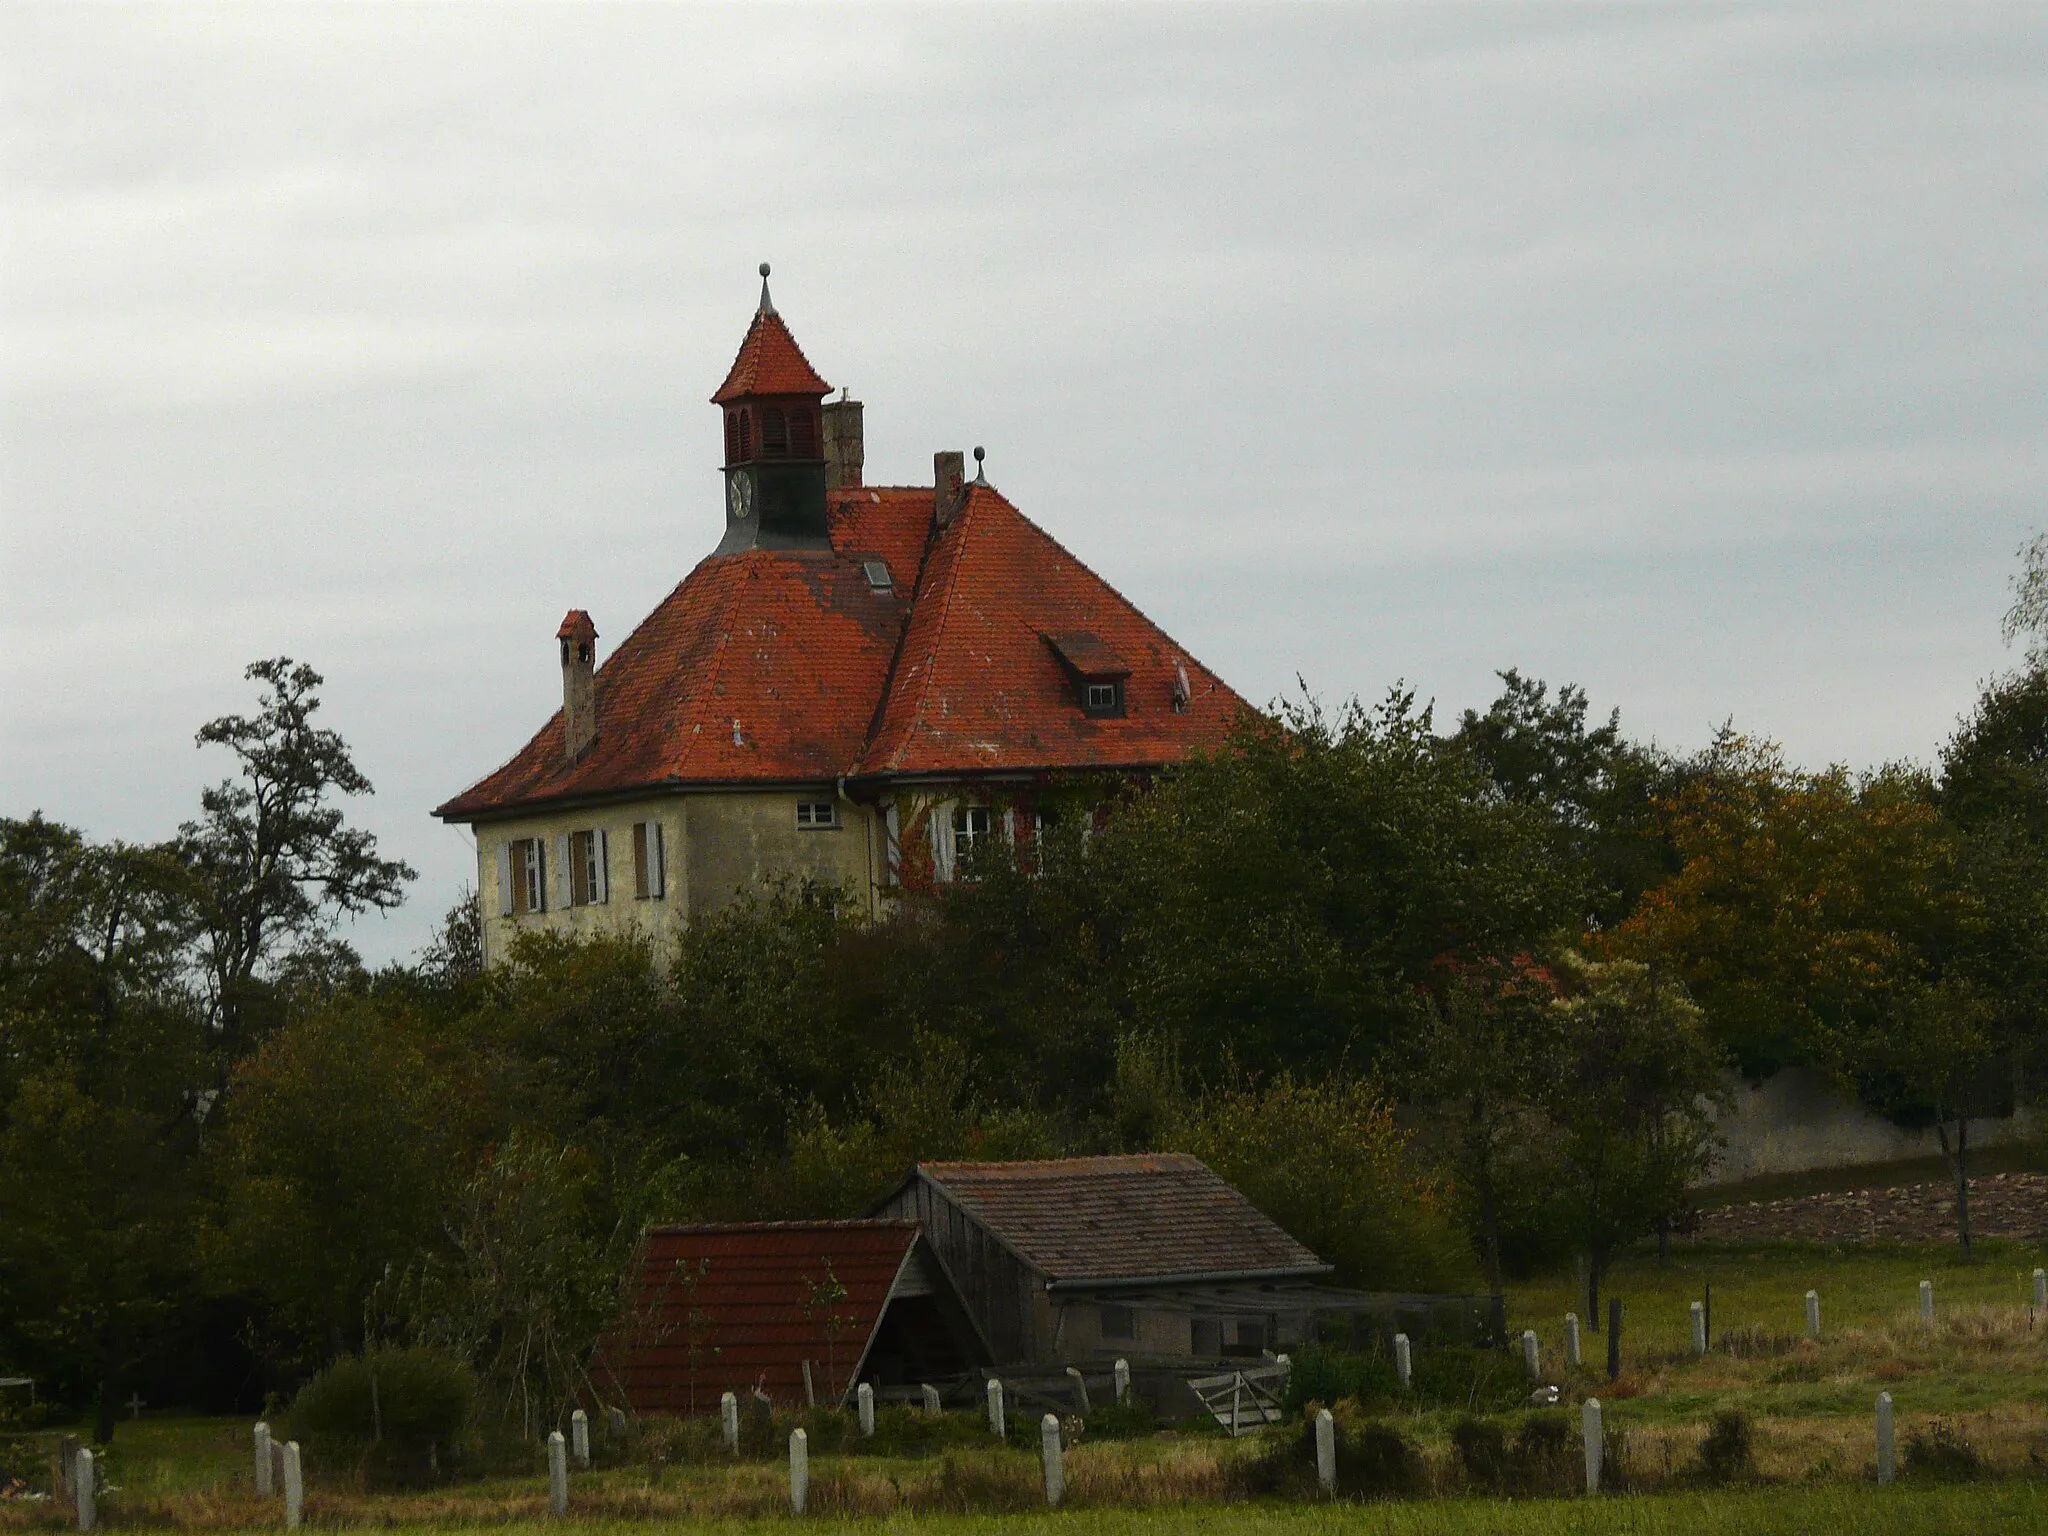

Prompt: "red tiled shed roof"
[906,1155,1328,1287]
[598,1220,920,1412]
[711,309,830,403]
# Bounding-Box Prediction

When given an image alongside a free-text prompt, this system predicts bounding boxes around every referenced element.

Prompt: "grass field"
[7,1241,2046,1531]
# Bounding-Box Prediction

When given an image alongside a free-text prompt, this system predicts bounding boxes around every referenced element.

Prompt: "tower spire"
[757,261,775,317]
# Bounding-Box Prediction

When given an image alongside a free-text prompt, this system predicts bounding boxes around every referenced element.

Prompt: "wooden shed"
[596,1219,990,1413]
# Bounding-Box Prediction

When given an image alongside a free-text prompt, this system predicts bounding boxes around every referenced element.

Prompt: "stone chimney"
[822,390,864,490]
[934,450,966,527]
[557,609,598,760]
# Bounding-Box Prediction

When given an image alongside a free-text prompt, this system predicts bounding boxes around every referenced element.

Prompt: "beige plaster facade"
[471,789,887,967]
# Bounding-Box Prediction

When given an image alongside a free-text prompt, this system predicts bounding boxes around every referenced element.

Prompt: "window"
[796,801,839,830]
[862,559,893,592]
[762,407,789,457]
[738,410,752,460]
[1233,1318,1268,1352]
[953,805,991,851]
[507,838,545,915]
[1100,1304,1136,1343]
[791,408,816,457]
[569,829,608,906]
[1084,681,1123,715]
[633,821,665,900]
[725,411,740,465]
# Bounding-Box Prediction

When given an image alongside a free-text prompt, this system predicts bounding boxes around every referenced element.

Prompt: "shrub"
[1903,1419,1982,1481]
[1511,1411,1575,1495]
[1282,1343,1524,1416]
[283,1346,475,1485]
[1082,1399,1158,1439]
[1694,1409,1756,1484]
[1235,1401,1426,1500]
[1450,1416,1508,1491]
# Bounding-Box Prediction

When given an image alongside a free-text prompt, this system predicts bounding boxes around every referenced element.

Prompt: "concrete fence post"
[720,1391,739,1455]
[1113,1359,1131,1404]
[1065,1366,1090,1413]
[1521,1328,1540,1380]
[800,1360,816,1407]
[986,1378,1005,1439]
[1919,1279,1934,1324]
[281,1441,303,1530]
[2034,1268,2047,1314]
[789,1427,808,1515]
[1690,1301,1707,1356]
[1582,1398,1603,1494]
[570,1408,590,1469]
[857,1382,875,1437]
[1875,1391,1895,1484]
[74,1448,94,1533]
[1393,1332,1412,1388]
[1564,1313,1581,1370]
[1314,1407,1336,1494]
[1806,1290,1822,1341]
[546,1430,566,1516]
[920,1384,941,1414]
[606,1406,627,1436]
[1039,1414,1064,1506]
[253,1422,273,1497]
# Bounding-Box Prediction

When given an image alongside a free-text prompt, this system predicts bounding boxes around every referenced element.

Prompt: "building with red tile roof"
[436,269,1251,961]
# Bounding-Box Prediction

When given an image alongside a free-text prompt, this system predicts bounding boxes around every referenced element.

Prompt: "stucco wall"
[1704,1066,2038,1185]
[471,790,882,966]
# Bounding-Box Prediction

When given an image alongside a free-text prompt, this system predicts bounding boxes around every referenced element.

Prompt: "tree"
[182,658,413,1056]
[2003,530,2048,664]
[1544,955,1725,1324]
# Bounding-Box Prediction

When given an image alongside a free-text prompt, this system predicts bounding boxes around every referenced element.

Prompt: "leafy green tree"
[182,658,413,1056]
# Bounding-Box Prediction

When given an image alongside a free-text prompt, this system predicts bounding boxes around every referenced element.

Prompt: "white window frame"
[634,820,666,900]
[796,800,840,830]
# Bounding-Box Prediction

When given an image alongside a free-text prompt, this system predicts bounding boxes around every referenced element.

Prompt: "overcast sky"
[4,3,2044,964]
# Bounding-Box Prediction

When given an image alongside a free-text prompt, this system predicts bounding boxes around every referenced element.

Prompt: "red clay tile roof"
[1041,630,1129,679]
[907,1155,1328,1286]
[598,1220,922,1411]
[853,487,1247,779]
[711,309,830,404]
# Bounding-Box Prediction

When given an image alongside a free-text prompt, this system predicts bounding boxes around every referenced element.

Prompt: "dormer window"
[1042,631,1132,720]
[862,559,893,592]
[1085,681,1122,715]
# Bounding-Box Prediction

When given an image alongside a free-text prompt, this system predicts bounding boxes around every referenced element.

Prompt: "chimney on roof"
[557,610,598,761]
[934,450,966,527]
[823,389,863,490]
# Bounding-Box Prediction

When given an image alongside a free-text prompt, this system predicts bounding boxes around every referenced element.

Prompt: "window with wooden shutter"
[496,846,513,917]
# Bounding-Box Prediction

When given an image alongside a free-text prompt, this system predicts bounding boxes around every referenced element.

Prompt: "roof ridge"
[879,492,982,775]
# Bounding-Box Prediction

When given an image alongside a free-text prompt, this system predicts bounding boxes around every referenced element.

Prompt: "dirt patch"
[1694,1171,2048,1244]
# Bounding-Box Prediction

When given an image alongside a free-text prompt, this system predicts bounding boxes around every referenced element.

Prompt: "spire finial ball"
[974,446,985,463]
[760,262,771,278]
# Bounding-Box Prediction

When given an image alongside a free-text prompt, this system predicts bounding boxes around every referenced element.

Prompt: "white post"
[1393,1332,1412,1388]
[1113,1359,1131,1404]
[789,1427,809,1515]
[1875,1391,1895,1484]
[1039,1414,1064,1506]
[1065,1365,1090,1413]
[801,1359,816,1407]
[1690,1300,1707,1356]
[1919,1279,1934,1323]
[570,1408,590,1469]
[1564,1313,1581,1370]
[1806,1290,1822,1341]
[1314,1407,1336,1494]
[281,1441,303,1530]
[986,1378,1005,1439]
[254,1422,273,1497]
[857,1382,875,1436]
[74,1448,94,1532]
[546,1430,567,1516]
[720,1391,740,1455]
[1582,1398,1603,1494]
[2035,1268,2046,1314]
[1521,1328,1541,1380]
[920,1384,941,1414]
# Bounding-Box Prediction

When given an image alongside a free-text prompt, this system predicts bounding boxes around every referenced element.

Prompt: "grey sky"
[4,3,2044,964]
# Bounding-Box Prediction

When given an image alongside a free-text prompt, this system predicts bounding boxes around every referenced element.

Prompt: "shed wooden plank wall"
[875,1179,1043,1362]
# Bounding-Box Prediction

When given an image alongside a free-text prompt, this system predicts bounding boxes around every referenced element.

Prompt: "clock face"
[727,472,753,520]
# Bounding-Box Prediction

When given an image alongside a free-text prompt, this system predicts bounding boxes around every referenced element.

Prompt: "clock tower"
[710,264,834,554]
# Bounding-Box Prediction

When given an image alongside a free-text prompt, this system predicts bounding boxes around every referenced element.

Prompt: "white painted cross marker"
[1919,1279,1934,1323]
[1521,1328,1541,1380]
[282,1441,303,1530]
[1113,1359,1131,1404]
[857,1382,875,1436]
[74,1448,94,1532]
[570,1408,589,1469]
[254,1422,272,1497]
[1875,1391,1895,1484]
[1582,1398,1603,1494]
[1393,1332,1412,1388]
[1690,1300,1707,1356]
[1564,1313,1581,1370]
[546,1430,566,1516]
[1807,1289,1822,1341]
[1314,1407,1336,1494]
[986,1378,1005,1439]
[789,1427,809,1515]
[720,1391,739,1455]
[1039,1414,1064,1506]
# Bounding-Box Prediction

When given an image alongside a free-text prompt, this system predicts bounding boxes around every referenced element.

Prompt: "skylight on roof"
[862,559,893,591]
